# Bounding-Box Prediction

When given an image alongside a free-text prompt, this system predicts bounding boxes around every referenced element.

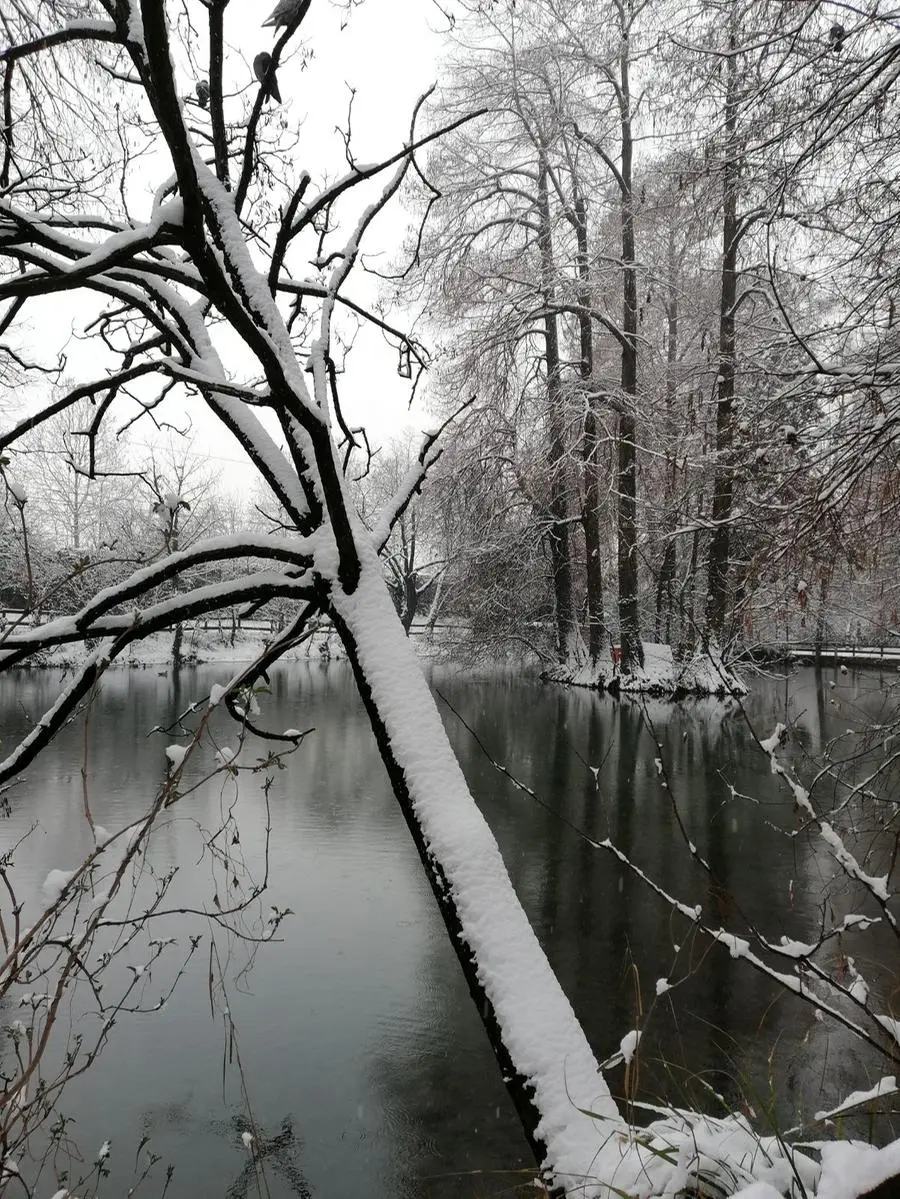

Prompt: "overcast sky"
[200,0,451,492]
[17,0,451,500]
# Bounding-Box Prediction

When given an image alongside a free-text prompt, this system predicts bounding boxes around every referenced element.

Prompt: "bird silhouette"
[253,52,282,104]
[262,0,304,29]
[829,23,846,51]
[195,79,210,108]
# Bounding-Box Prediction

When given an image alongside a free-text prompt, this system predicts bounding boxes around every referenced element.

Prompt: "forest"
[3,0,900,686]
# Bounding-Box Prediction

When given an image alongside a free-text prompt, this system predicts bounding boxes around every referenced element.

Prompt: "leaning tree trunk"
[329,540,620,1187]
[705,42,739,644]
[538,150,582,665]
[574,193,607,664]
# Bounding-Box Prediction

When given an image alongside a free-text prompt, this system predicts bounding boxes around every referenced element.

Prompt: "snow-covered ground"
[24,624,347,668]
[546,640,748,697]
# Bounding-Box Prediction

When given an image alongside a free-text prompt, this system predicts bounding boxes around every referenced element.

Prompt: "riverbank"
[9,624,351,669]
[544,640,748,697]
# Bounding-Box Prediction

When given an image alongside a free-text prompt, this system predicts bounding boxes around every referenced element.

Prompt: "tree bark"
[656,231,680,644]
[574,193,607,664]
[705,38,739,643]
[616,35,644,672]
[537,150,581,665]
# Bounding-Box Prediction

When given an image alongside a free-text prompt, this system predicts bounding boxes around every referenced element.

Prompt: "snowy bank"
[545,641,747,698]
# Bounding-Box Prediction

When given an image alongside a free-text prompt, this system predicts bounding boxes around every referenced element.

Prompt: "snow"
[760,723,787,753]
[845,958,869,1003]
[241,1131,255,1150]
[214,746,236,766]
[330,541,621,1191]
[819,823,890,900]
[732,1184,788,1199]
[42,868,75,902]
[775,936,817,958]
[598,1110,819,1198]
[97,1140,110,1161]
[165,744,187,769]
[841,914,877,930]
[876,1014,900,1046]
[548,639,746,697]
[676,640,747,696]
[815,1077,897,1123]
[620,642,676,692]
[655,978,671,996]
[817,1137,900,1199]
[209,683,227,706]
[63,18,117,33]
[620,1029,641,1065]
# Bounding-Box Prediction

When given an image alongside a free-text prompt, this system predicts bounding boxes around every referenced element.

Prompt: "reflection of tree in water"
[142,1101,312,1198]
[225,1115,312,1199]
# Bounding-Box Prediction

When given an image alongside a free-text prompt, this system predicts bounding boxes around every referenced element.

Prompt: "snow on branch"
[760,725,898,935]
[370,399,476,553]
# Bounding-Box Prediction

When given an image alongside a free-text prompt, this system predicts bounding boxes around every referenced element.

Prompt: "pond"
[1,662,896,1198]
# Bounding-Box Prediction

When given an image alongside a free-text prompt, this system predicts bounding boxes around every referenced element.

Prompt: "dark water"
[1,662,896,1197]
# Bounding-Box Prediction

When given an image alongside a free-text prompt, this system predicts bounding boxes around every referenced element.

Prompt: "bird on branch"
[253,52,282,104]
[829,23,846,51]
[262,0,305,29]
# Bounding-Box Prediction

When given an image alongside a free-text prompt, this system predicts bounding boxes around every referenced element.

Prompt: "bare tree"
[353,435,448,634]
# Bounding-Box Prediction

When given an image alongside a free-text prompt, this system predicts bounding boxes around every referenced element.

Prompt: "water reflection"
[1,662,895,1196]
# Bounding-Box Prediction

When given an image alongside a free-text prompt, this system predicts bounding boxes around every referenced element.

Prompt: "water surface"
[1,662,895,1197]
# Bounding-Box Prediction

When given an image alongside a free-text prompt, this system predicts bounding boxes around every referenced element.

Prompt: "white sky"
[216,0,450,492]
[13,0,452,500]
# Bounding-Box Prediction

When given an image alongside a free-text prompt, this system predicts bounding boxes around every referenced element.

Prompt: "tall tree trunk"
[399,514,417,634]
[617,39,643,671]
[705,40,739,643]
[574,193,606,663]
[537,150,581,664]
[681,494,704,655]
[656,231,680,644]
[172,621,184,669]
